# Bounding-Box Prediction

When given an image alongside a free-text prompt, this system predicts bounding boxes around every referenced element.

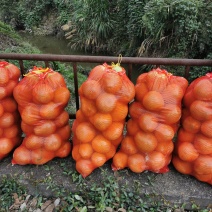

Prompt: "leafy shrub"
[0,176,26,210]
[64,0,116,53]
[0,21,19,38]
[64,0,212,62]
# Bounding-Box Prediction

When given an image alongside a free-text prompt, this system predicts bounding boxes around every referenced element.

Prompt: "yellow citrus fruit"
[75,122,96,143]
[182,116,201,134]
[112,152,128,170]
[154,124,175,141]
[90,113,112,131]
[138,113,158,132]
[81,80,101,100]
[92,135,111,154]
[78,143,93,159]
[142,91,164,111]
[134,131,158,153]
[121,136,138,155]
[110,101,128,122]
[193,78,212,101]
[102,72,122,94]
[172,156,193,175]
[178,142,199,162]
[96,92,117,113]
[146,151,166,171]
[128,153,146,173]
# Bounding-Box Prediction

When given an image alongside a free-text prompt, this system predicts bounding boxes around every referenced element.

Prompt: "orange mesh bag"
[112,68,188,173]
[72,62,135,177]
[172,73,212,185]
[0,61,22,160]
[12,66,71,165]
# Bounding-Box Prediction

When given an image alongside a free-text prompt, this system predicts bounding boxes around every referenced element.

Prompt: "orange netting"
[72,63,135,177]
[0,61,22,160]
[172,73,212,185]
[12,66,71,165]
[112,68,188,173]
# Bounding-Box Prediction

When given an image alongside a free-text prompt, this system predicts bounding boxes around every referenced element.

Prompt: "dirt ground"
[0,153,211,211]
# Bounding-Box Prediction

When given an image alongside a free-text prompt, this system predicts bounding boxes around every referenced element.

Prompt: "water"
[19,33,86,55]
[19,32,140,82]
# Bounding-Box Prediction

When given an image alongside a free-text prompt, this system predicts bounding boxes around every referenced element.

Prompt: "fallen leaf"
[41,200,52,210]
[25,195,31,204]
[118,208,126,212]
[20,202,27,211]
[54,198,60,207]
[105,206,113,212]
[29,198,37,208]
[45,203,55,212]
[33,209,42,212]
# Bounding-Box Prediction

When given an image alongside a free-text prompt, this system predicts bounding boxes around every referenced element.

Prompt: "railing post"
[128,63,133,81]
[185,66,190,79]
[18,60,25,77]
[44,61,50,68]
[73,62,80,111]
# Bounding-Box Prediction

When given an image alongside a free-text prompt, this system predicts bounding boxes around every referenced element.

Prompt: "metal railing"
[1,53,212,119]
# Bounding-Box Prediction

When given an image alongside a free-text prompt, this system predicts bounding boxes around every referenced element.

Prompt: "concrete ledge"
[0,155,211,210]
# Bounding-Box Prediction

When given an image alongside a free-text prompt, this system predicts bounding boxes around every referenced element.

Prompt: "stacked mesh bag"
[112,68,188,173]
[72,63,135,177]
[0,61,22,160]
[173,73,212,185]
[12,66,71,165]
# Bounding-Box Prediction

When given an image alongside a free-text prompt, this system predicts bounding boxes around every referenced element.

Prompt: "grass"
[0,162,152,211]
[0,158,211,212]
[0,175,26,211]
[0,21,20,39]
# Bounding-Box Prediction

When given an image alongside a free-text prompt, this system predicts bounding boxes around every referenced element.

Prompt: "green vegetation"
[0,20,86,97]
[0,3,212,211]
[0,20,41,58]
[0,159,211,211]
[63,0,116,53]
[0,21,47,76]
[0,23,211,212]
[62,0,212,81]
[1,0,211,60]
[65,0,212,60]
[1,0,210,81]
[53,166,161,211]
[0,175,26,211]
[0,21,20,39]
[0,0,72,30]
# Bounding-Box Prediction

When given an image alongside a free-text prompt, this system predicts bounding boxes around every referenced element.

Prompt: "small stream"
[19,32,108,71]
[19,33,88,55]
[19,32,140,82]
